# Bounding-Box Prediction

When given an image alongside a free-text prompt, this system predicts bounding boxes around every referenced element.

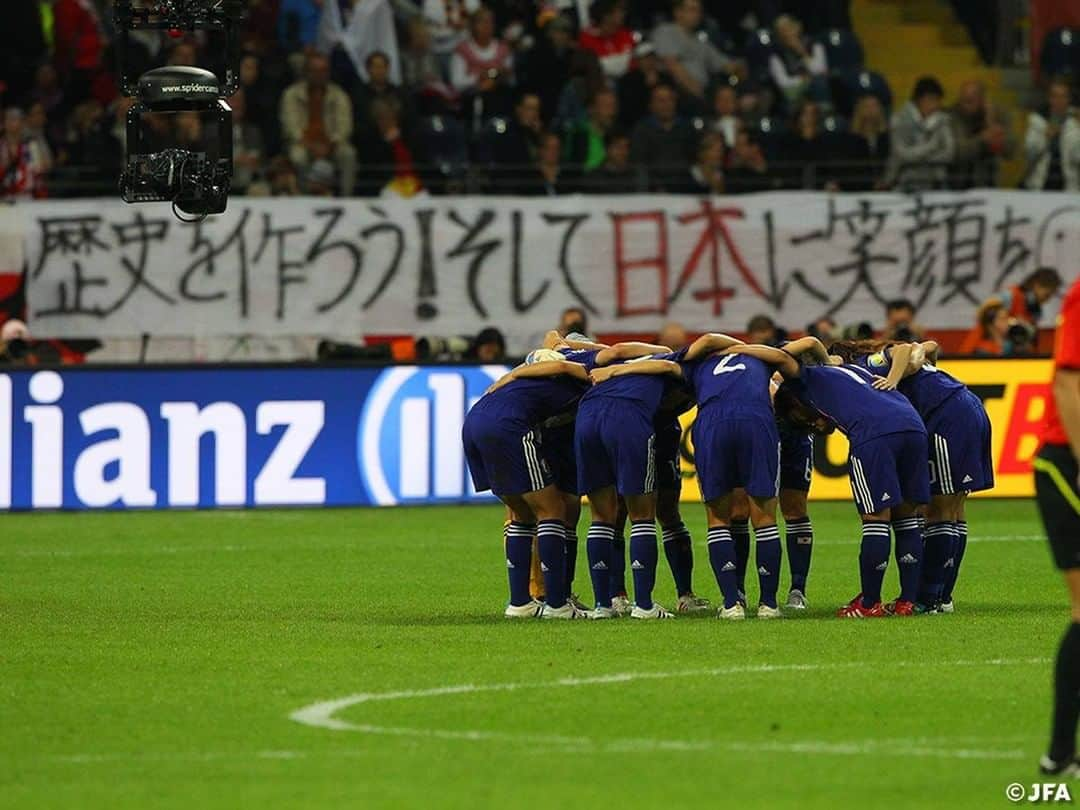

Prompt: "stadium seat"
[817,28,864,74]
[754,115,788,160]
[835,69,893,114]
[419,115,468,176]
[822,114,849,134]
[744,28,776,79]
[470,116,510,167]
[1041,27,1080,78]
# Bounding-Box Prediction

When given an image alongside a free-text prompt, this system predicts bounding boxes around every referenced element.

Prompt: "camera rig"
[114,1,243,220]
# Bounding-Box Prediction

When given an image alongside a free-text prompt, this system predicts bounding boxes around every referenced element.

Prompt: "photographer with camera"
[881,298,925,343]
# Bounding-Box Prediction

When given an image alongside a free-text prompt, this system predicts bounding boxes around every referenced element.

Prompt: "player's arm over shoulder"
[720,342,802,378]
[595,341,674,365]
[683,332,743,361]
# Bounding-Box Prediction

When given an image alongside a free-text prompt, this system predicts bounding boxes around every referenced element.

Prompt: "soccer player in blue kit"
[832,338,994,613]
[463,355,593,619]
[674,332,790,619]
[575,353,686,619]
[723,337,931,618]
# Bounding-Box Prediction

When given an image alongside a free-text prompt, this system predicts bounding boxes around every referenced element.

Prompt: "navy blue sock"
[1050,623,1080,763]
[661,522,694,596]
[707,526,739,609]
[609,533,627,597]
[629,520,658,610]
[941,520,968,602]
[505,521,535,606]
[859,521,891,608]
[891,516,923,603]
[731,519,751,595]
[563,523,578,590]
[919,522,953,604]
[536,519,567,609]
[586,522,614,609]
[755,524,782,609]
[785,516,813,593]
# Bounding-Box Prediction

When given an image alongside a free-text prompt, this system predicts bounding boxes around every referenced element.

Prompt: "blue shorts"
[693,407,780,502]
[654,419,683,493]
[542,420,577,494]
[848,430,930,515]
[925,389,994,495]
[462,407,553,497]
[575,399,656,496]
[780,431,814,493]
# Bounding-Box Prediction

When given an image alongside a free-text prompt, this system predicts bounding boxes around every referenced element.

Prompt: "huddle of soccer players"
[462,327,993,620]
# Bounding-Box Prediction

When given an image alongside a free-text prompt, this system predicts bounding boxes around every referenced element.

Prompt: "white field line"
[287,657,1048,762]
[1,534,1045,558]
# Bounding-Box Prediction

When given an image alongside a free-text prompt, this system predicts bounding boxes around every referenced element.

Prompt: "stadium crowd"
[0,0,1075,199]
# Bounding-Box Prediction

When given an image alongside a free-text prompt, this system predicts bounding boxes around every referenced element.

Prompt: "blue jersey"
[679,351,774,414]
[580,352,681,414]
[794,364,925,445]
[558,347,602,371]
[860,348,966,418]
[473,375,587,428]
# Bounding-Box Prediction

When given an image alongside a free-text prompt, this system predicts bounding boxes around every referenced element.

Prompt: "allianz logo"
[358,366,506,505]
[0,371,326,509]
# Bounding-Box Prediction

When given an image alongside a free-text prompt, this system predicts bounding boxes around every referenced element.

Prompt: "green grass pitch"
[2,500,1071,809]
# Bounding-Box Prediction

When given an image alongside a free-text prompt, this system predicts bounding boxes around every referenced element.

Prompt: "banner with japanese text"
[15,191,1077,351]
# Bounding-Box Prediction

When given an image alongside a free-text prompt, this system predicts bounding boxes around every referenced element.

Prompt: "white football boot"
[589,606,618,619]
[540,601,589,619]
[630,602,675,619]
[718,602,746,620]
[504,600,543,618]
[757,603,782,619]
[785,589,808,610]
[938,599,955,614]
[610,595,633,616]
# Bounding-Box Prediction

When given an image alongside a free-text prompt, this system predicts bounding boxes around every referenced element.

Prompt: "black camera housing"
[120,66,232,217]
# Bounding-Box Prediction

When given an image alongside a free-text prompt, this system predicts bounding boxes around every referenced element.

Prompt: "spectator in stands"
[280,52,357,196]
[564,88,619,172]
[518,15,575,123]
[1023,78,1080,192]
[303,159,338,196]
[709,82,742,148]
[658,321,689,350]
[167,40,199,68]
[725,129,772,193]
[356,97,426,197]
[401,17,457,116]
[557,307,590,340]
[492,90,542,191]
[468,327,507,362]
[422,0,480,58]
[777,100,828,188]
[3,0,47,103]
[230,90,266,195]
[887,76,953,191]
[268,155,301,195]
[579,0,635,80]
[28,64,65,146]
[450,6,514,125]
[53,0,105,101]
[830,94,890,191]
[239,53,283,156]
[0,108,49,198]
[768,14,828,109]
[1003,267,1063,327]
[652,0,744,105]
[807,315,840,347]
[959,299,1011,356]
[617,42,672,130]
[279,0,323,51]
[174,111,204,150]
[747,314,781,345]
[630,83,696,192]
[556,49,607,126]
[514,131,568,195]
[353,51,414,143]
[949,79,1014,189]
[881,298,924,342]
[582,129,638,193]
[24,104,55,173]
[674,131,726,194]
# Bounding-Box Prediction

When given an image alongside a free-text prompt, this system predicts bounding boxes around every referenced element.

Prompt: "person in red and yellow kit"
[1034,273,1080,777]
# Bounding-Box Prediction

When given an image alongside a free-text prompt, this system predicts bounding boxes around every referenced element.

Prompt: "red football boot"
[837,595,887,617]
[886,599,916,616]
